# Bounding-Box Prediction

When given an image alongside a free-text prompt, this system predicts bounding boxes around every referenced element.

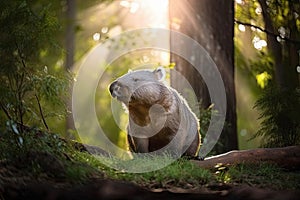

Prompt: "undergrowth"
[214,163,300,190]
[0,125,299,191]
[254,86,300,147]
[107,157,212,188]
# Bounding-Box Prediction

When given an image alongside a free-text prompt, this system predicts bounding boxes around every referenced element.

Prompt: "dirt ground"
[1,161,299,200]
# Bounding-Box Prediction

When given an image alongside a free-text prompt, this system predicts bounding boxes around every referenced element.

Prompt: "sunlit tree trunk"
[65,0,76,137]
[258,0,300,89]
[169,0,238,154]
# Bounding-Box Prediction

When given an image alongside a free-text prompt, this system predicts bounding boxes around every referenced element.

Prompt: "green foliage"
[249,51,274,89]
[0,122,102,181]
[215,163,300,190]
[199,103,231,155]
[133,159,211,187]
[235,0,264,25]
[235,0,300,148]
[1,123,212,185]
[1,124,299,190]
[199,103,217,138]
[0,1,58,65]
[0,0,69,131]
[254,86,300,147]
[264,0,300,30]
[0,122,68,160]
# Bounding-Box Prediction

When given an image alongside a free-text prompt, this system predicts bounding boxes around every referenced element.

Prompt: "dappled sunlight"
[252,36,267,50]
[92,32,101,41]
[73,0,170,157]
[256,71,271,89]
[235,67,262,149]
[255,6,262,15]
[235,0,244,5]
[120,0,139,13]
[238,24,246,32]
[2,1,300,198]
[119,0,169,28]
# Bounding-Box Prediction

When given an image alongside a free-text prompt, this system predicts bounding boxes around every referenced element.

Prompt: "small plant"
[0,1,69,133]
[0,122,66,161]
[254,86,300,147]
[199,103,229,156]
[199,103,215,138]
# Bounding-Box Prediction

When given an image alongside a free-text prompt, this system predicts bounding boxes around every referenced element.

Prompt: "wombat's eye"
[133,78,139,82]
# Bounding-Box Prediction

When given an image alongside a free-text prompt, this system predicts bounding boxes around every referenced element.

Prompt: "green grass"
[107,157,212,188]
[73,153,300,191]
[68,151,212,188]
[214,163,300,190]
[1,127,299,191]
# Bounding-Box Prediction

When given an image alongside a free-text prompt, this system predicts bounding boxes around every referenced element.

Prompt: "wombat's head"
[109,67,166,105]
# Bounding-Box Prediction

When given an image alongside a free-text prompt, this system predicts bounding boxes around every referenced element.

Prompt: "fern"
[254,86,300,147]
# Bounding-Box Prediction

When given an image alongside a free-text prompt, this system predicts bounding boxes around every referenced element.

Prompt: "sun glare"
[238,24,246,32]
[252,36,267,50]
[93,32,101,41]
[119,0,169,28]
[235,0,244,5]
[101,27,108,34]
[88,1,170,65]
[255,6,262,15]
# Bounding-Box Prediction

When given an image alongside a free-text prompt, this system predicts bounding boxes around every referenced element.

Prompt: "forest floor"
[0,129,299,200]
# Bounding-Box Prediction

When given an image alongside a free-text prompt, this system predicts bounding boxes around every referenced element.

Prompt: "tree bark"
[65,0,76,137]
[258,0,285,88]
[258,0,300,89]
[169,0,238,153]
[192,145,300,170]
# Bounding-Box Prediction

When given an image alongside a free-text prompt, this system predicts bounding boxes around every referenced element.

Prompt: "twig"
[234,19,300,44]
[35,94,49,131]
[0,102,12,120]
[15,42,26,132]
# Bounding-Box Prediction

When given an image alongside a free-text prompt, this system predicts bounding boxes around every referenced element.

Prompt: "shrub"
[254,86,300,147]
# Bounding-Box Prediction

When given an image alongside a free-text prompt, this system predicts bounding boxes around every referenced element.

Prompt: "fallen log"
[18,125,300,170]
[192,146,300,170]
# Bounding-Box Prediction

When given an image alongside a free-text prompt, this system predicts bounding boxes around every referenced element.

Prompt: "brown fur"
[109,68,201,157]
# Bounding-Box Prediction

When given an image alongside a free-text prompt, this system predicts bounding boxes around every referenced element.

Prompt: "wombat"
[109,67,201,157]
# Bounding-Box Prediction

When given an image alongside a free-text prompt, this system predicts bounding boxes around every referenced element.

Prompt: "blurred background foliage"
[0,0,68,134]
[0,0,299,155]
[235,0,300,148]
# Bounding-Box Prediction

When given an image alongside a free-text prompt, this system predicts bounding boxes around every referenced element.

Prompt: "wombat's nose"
[109,81,117,96]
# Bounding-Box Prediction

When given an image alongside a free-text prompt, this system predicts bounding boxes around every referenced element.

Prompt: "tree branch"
[234,20,300,44]
[0,102,12,120]
[35,94,49,131]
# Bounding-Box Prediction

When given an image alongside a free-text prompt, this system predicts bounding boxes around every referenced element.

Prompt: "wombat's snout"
[109,81,118,97]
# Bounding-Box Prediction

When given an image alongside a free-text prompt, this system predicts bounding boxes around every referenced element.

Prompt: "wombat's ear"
[153,67,166,81]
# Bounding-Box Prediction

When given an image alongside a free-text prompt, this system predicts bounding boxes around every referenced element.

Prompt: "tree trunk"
[258,0,300,89]
[286,2,300,89]
[65,0,76,137]
[169,0,238,154]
